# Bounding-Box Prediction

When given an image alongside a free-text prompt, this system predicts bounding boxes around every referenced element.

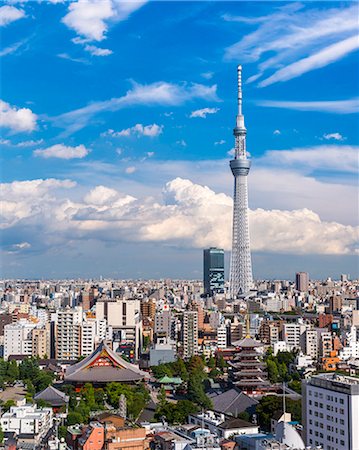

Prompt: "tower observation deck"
[229,65,253,298]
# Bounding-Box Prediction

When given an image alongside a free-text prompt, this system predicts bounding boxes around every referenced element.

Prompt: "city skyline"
[1,1,358,279]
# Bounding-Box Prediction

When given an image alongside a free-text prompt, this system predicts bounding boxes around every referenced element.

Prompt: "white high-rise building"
[3,320,36,360]
[96,298,142,358]
[217,323,227,349]
[81,320,96,356]
[229,65,253,298]
[56,306,82,360]
[183,310,198,359]
[283,323,306,350]
[302,374,359,450]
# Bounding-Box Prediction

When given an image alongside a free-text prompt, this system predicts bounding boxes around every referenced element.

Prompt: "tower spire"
[237,64,243,116]
[229,65,253,298]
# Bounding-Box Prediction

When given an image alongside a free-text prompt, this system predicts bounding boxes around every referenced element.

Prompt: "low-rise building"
[0,401,53,446]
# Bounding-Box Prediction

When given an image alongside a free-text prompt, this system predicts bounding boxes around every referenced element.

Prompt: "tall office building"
[203,247,224,296]
[229,66,253,298]
[183,310,198,359]
[296,272,309,292]
[302,373,359,450]
[56,306,82,360]
[96,298,142,359]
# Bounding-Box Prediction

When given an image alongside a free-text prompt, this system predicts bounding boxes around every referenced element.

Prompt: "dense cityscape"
[1,1,358,450]
[1,67,358,449]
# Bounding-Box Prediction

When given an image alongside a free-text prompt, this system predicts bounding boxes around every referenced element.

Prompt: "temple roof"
[232,337,263,348]
[34,385,69,406]
[65,341,149,383]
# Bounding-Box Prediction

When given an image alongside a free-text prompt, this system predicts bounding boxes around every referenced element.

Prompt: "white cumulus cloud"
[62,0,146,41]
[0,100,37,133]
[33,144,89,159]
[190,107,220,118]
[1,177,357,256]
[0,5,25,26]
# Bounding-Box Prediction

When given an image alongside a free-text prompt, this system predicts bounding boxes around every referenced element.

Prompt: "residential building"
[96,298,142,359]
[302,373,359,450]
[296,272,309,292]
[3,320,36,360]
[81,320,96,356]
[56,306,82,360]
[183,310,198,359]
[0,401,53,446]
[32,325,51,358]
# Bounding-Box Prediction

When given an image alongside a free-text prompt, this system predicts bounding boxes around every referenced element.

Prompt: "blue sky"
[1,0,358,280]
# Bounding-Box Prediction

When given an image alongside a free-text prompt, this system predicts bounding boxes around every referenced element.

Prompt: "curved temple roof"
[65,341,149,383]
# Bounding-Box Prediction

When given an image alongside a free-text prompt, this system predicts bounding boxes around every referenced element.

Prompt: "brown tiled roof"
[65,341,149,383]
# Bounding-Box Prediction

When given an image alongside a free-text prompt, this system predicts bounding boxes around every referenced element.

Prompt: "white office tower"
[183,310,198,359]
[3,320,35,360]
[56,306,82,360]
[229,65,253,298]
[95,298,142,359]
[81,320,96,356]
[302,373,359,450]
[217,323,227,350]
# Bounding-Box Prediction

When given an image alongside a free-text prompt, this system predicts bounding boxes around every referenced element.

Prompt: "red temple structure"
[230,336,269,394]
[64,341,148,386]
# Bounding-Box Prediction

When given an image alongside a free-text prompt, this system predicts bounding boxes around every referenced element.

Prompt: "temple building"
[230,336,269,393]
[64,341,148,386]
[34,385,69,413]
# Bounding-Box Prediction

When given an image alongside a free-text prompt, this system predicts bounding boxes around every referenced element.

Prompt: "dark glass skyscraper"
[203,247,225,296]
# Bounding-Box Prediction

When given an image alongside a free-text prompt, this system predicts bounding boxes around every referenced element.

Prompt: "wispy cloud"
[54,80,219,134]
[256,98,359,114]
[0,39,27,57]
[322,133,345,142]
[190,107,219,118]
[259,36,359,87]
[259,145,359,174]
[224,4,359,86]
[104,123,163,138]
[84,45,113,56]
[57,52,89,64]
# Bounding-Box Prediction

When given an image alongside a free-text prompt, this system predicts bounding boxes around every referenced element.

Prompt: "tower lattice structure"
[229,65,253,298]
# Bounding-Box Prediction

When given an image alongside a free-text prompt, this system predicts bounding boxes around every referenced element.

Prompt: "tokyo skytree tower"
[229,65,253,298]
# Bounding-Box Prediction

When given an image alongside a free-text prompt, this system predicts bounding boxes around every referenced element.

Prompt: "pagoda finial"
[245,310,250,338]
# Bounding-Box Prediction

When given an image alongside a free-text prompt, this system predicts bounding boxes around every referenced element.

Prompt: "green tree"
[67,411,84,425]
[217,355,227,369]
[3,400,16,412]
[6,360,19,382]
[188,373,212,409]
[0,424,4,444]
[173,359,188,381]
[267,359,279,383]
[155,400,198,424]
[58,425,67,440]
[207,356,216,369]
[158,387,167,407]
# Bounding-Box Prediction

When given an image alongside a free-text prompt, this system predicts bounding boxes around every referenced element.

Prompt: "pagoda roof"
[34,385,69,406]
[65,341,149,383]
[232,337,263,348]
